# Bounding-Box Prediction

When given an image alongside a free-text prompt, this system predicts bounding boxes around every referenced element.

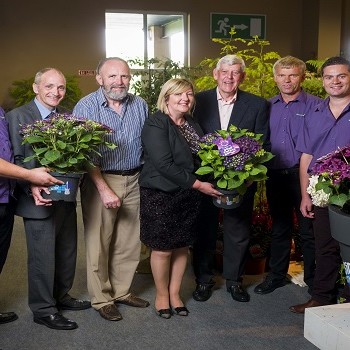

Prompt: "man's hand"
[31,185,53,206]
[27,168,64,186]
[300,196,314,218]
[99,187,121,209]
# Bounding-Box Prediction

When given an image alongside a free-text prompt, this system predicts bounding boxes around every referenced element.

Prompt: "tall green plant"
[9,75,82,111]
[195,28,280,98]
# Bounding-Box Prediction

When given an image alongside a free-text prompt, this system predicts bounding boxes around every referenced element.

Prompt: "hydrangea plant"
[20,113,117,174]
[195,125,274,194]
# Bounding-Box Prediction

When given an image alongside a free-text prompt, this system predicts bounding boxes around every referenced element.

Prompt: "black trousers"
[312,206,342,304]
[266,169,315,289]
[192,184,256,287]
[23,202,78,317]
[0,198,15,274]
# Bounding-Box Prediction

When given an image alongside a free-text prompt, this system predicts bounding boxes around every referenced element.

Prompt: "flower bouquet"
[20,113,117,201]
[195,125,273,208]
[307,145,350,214]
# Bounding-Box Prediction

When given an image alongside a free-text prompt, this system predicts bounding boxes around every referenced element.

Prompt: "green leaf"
[57,140,66,149]
[195,166,213,175]
[44,150,61,162]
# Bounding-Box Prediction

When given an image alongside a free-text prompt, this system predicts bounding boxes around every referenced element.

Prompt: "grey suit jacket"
[193,88,270,150]
[5,100,65,218]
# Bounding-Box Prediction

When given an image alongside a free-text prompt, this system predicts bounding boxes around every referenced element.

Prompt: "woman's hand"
[192,180,222,197]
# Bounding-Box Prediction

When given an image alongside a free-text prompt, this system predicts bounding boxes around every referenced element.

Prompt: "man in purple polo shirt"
[290,56,350,313]
[254,56,322,296]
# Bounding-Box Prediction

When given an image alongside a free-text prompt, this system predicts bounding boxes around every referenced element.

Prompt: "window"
[105,11,187,68]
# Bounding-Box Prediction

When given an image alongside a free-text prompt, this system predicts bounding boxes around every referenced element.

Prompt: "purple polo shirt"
[268,90,322,169]
[296,97,350,171]
[0,107,15,203]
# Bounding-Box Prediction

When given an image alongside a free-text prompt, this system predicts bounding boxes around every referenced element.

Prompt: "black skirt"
[140,186,202,250]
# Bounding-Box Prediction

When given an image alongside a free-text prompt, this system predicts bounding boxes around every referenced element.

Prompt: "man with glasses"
[73,57,150,321]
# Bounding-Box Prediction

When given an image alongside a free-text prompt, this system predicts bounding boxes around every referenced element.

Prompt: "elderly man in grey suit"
[6,68,90,330]
[192,55,270,303]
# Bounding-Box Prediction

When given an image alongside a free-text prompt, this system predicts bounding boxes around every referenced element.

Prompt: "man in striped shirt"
[73,57,149,321]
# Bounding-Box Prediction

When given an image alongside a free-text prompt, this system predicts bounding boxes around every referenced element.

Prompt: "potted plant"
[195,125,274,208]
[307,145,350,271]
[20,113,117,201]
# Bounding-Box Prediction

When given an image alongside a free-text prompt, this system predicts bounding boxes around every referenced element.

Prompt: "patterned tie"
[46,111,56,119]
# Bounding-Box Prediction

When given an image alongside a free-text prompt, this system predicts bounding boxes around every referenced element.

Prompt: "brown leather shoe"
[289,299,329,314]
[98,304,122,321]
[115,294,150,308]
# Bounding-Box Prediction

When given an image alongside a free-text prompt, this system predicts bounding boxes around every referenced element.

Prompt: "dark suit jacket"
[139,110,203,192]
[193,88,270,150]
[5,100,66,218]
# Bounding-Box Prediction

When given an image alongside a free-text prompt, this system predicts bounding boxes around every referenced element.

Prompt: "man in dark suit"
[6,68,90,330]
[1,105,64,324]
[192,54,270,303]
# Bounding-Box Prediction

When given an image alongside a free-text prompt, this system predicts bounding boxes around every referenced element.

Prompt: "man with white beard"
[73,57,149,321]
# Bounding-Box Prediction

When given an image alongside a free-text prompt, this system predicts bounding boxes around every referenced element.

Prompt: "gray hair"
[216,55,246,72]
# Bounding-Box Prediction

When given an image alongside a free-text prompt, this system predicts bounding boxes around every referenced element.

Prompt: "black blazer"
[139,110,203,192]
[193,88,270,150]
[5,100,66,218]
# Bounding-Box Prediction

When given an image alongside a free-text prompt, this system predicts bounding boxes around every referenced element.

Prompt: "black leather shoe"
[0,312,18,324]
[57,297,91,311]
[227,284,250,302]
[34,313,78,330]
[254,277,286,295]
[192,282,215,302]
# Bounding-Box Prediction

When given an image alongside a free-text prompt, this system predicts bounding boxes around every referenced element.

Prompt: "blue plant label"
[49,181,71,195]
[213,136,240,156]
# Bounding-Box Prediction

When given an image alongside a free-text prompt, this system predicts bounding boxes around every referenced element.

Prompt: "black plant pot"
[42,173,82,202]
[212,188,242,209]
[329,204,350,262]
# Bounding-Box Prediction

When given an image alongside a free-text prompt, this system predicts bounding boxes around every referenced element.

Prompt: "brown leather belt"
[102,167,142,176]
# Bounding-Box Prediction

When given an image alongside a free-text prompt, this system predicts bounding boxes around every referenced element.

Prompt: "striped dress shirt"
[73,87,148,171]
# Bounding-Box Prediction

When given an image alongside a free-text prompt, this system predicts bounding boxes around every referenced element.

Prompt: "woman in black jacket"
[139,78,221,319]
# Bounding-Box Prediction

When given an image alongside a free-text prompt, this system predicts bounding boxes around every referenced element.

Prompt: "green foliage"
[303,59,328,98]
[194,28,327,100]
[9,75,82,111]
[21,114,116,173]
[194,28,280,98]
[128,58,196,113]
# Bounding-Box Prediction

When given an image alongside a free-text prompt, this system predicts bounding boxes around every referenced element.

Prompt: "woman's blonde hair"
[157,78,194,113]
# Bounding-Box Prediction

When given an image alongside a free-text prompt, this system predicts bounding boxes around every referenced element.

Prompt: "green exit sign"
[211,13,266,39]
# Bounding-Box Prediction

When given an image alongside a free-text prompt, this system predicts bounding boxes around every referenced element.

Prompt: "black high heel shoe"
[172,306,189,316]
[156,308,172,319]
